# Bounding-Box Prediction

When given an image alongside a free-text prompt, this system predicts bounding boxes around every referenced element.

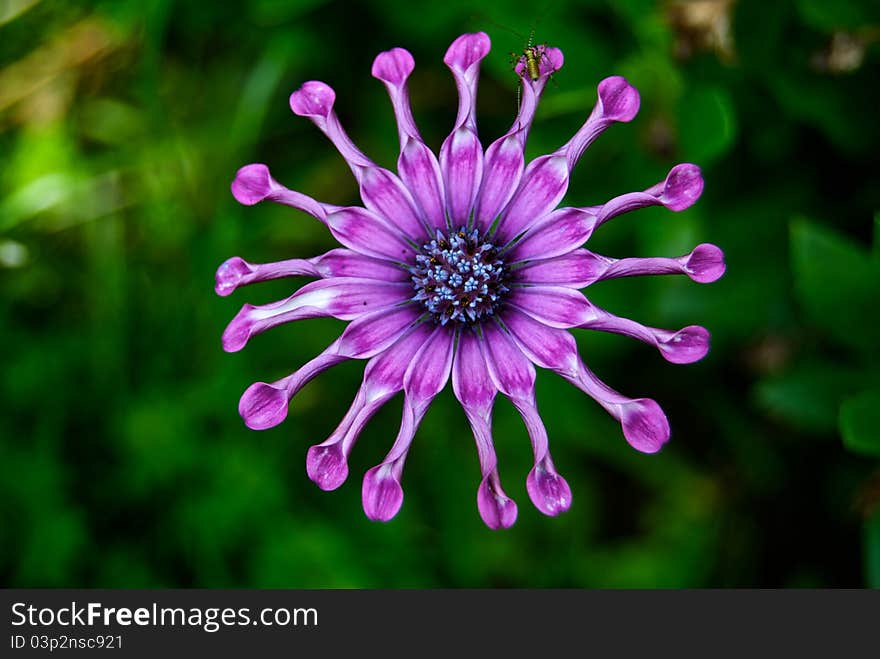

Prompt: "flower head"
[218,33,725,529]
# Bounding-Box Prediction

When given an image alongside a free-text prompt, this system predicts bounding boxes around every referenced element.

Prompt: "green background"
[2,0,879,588]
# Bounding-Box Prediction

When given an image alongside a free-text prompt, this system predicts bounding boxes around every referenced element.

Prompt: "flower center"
[410,228,509,326]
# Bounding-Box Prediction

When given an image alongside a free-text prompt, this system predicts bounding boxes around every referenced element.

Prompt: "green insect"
[506,28,556,109]
[477,7,557,105]
[511,29,544,82]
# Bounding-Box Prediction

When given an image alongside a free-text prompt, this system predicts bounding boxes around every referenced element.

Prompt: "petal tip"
[543,46,564,74]
[306,444,349,491]
[686,243,726,283]
[239,381,289,430]
[444,32,491,70]
[215,256,252,296]
[231,163,274,205]
[222,305,255,352]
[362,465,404,522]
[621,399,670,453]
[527,465,572,516]
[371,47,415,84]
[597,76,640,123]
[662,163,704,211]
[289,80,336,118]
[660,325,711,364]
[514,45,564,79]
[477,480,518,529]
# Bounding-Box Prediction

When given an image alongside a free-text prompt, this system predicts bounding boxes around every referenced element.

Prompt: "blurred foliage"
[1,0,879,588]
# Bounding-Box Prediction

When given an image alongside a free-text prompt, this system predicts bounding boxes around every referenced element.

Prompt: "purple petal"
[441,33,490,227]
[501,308,579,374]
[221,278,410,352]
[526,460,572,517]
[372,47,423,151]
[559,76,640,169]
[312,249,409,281]
[480,322,535,399]
[682,243,726,283]
[403,325,455,404]
[307,427,360,492]
[477,478,518,530]
[399,139,446,231]
[546,46,565,72]
[306,399,375,492]
[337,305,421,359]
[289,80,336,119]
[585,243,725,284]
[216,257,261,296]
[511,250,608,288]
[443,32,491,90]
[238,381,289,430]
[654,163,704,212]
[578,304,710,364]
[215,256,317,297]
[468,421,519,530]
[215,250,407,297]
[306,325,432,491]
[359,167,428,241]
[362,323,433,394]
[562,357,671,454]
[361,395,431,523]
[362,464,404,521]
[443,32,491,127]
[230,164,331,220]
[452,330,496,411]
[371,47,415,87]
[231,163,275,206]
[474,135,524,233]
[306,442,350,491]
[372,49,444,232]
[306,404,363,491]
[657,325,711,364]
[507,207,598,262]
[513,396,571,516]
[473,48,562,233]
[509,166,706,263]
[620,398,670,454]
[288,276,411,324]
[303,384,370,491]
[597,164,704,226]
[290,81,428,239]
[326,207,415,262]
[454,364,518,531]
[440,127,483,227]
[596,75,640,122]
[509,285,592,329]
[495,155,569,243]
[222,305,260,353]
[238,342,347,430]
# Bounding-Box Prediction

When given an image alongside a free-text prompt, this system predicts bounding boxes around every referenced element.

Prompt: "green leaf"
[770,74,877,154]
[790,218,880,354]
[677,85,738,165]
[840,390,880,457]
[756,364,867,434]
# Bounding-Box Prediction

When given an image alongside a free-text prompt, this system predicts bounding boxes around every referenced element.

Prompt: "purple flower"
[218,33,725,529]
